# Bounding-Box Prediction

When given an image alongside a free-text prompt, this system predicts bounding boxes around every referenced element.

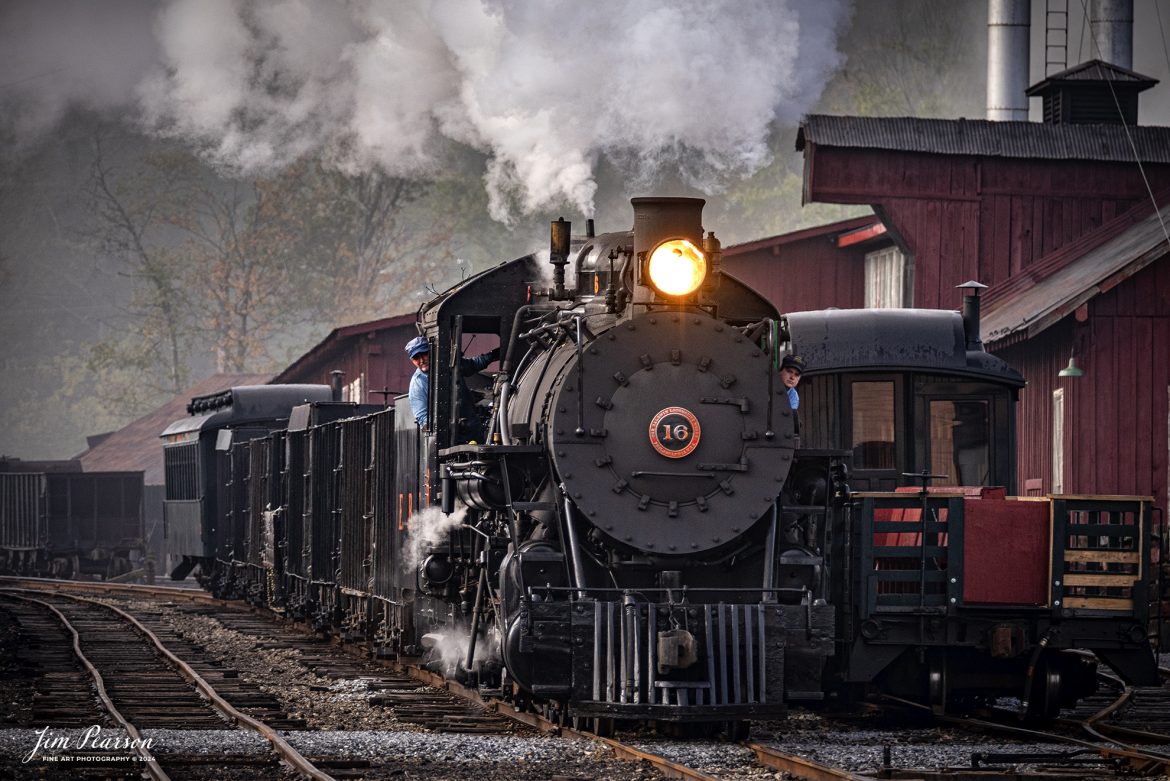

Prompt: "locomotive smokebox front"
[546,310,796,556]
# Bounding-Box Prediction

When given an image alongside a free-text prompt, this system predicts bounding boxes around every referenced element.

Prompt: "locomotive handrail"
[524,585,809,596]
[850,491,968,498]
[630,470,716,478]
[439,443,542,456]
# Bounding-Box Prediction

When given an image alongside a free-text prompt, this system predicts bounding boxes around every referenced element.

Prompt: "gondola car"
[162,197,1158,732]
[0,460,143,579]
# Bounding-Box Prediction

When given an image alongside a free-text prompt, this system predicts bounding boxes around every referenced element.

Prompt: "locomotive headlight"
[646,239,707,297]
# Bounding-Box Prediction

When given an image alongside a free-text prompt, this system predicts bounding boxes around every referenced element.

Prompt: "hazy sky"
[1032,0,1170,125]
[1,0,1169,460]
[4,1,1167,214]
[0,0,850,222]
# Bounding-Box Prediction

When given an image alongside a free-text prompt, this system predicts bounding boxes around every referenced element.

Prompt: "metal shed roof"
[77,373,272,484]
[796,114,1170,164]
[982,197,1170,346]
[1026,59,1158,94]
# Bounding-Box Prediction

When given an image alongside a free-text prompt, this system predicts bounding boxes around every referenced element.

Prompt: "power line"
[0,66,68,93]
[1075,0,1170,248]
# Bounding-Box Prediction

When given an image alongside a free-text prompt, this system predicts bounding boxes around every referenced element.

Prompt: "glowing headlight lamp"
[645,238,707,297]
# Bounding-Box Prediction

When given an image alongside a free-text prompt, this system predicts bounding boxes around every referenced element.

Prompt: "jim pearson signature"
[23,725,155,764]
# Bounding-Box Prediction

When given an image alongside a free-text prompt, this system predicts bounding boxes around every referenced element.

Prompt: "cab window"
[928,400,990,486]
[851,381,896,470]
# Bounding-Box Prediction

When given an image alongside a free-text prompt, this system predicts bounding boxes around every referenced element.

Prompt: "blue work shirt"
[408,351,497,428]
[409,368,430,427]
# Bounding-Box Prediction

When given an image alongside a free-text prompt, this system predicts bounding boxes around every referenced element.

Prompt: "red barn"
[795,112,1170,521]
[721,214,886,312]
[273,313,418,405]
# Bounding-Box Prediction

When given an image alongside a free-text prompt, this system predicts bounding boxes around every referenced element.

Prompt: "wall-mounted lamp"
[1058,349,1084,378]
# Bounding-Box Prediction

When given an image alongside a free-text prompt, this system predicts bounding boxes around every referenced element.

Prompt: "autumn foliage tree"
[82,136,494,414]
[85,138,195,406]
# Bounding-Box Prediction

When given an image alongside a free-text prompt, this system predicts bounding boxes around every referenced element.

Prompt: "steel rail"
[1,593,169,780]
[884,693,1170,776]
[585,734,723,781]
[746,741,875,781]
[1077,684,1170,759]
[411,663,871,781]
[5,580,892,780]
[407,664,724,780]
[0,575,222,605]
[3,588,336,781]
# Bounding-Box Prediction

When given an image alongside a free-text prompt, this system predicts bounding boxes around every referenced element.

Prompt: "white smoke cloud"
[422,625,501,676]
[1,0,849,220]
[403,502,469,570]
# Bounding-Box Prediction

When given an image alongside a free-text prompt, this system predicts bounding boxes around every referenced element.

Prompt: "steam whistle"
[605,248,619,313]
[549,217,571,300]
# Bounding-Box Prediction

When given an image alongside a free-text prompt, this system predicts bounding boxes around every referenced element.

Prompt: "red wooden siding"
[805,147,1170,309]
[276,322,417,405]
[999,258,1170,517]
[997,325,1070,498]
[722,231,867,313]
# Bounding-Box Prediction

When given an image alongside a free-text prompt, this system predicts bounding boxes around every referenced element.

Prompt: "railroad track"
[0,587,338,779]
[3,578,865,780]
[17,577,1170,780]
[873,685,1170,779]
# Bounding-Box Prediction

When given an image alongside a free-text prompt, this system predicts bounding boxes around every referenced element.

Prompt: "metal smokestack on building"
[1090,0,1133,68]
[986,0,1031,121]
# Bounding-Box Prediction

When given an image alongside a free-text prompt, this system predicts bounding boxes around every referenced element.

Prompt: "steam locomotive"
[162,197,1157,733]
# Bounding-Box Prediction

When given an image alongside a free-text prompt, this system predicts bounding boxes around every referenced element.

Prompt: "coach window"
[851,381,897,470]
[928,400,990,486]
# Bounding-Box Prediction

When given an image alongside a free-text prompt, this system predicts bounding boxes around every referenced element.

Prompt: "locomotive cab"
[787,307,1024,492]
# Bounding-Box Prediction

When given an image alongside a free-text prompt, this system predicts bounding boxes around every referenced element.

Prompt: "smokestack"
[986,0,1031,121]
[957,281,988,351]
[630,197,706,304]
[631,197,705,263]
[330,370,344,402]
[1091,0,1133,69]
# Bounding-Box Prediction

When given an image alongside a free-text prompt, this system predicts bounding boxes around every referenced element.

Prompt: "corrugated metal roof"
[76,373,272,484]
[982,199,1170,346]
[724,214,880,256]
[796,114,1170,163]
[1027,59,1158,92]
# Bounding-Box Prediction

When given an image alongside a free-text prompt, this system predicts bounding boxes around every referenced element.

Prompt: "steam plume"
[1,0,849,220]
[403,503,468,570]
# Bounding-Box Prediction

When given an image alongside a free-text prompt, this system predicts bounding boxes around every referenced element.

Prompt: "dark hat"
[405,336,430,358]
[781,354,805,373]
